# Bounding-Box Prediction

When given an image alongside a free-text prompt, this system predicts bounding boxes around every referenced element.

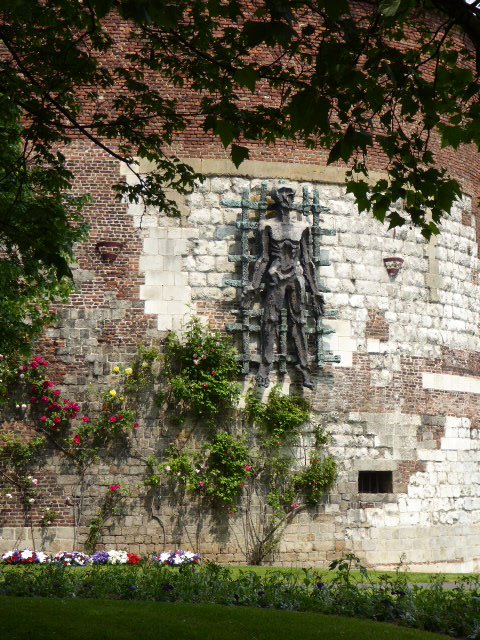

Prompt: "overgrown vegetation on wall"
[0,320,337,563]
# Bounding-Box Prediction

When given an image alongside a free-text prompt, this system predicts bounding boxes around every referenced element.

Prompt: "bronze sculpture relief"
[242,187,328,389]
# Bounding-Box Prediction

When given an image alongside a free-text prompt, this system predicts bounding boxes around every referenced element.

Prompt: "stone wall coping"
[122,157,387,185]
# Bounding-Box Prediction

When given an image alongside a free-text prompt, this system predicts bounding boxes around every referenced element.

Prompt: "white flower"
[165,466,171,472]
[36,552,50,564]
[31,479,38,486]
[107,550,128,565]
[21,549,34,560]
[5,493,13,499]
[28,498,35,504]
[195,469,200,474]
[159,552,170,563]
[21,403,27,410]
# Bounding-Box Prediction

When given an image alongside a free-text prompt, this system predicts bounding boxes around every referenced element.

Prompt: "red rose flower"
[133,423,140,429]
[109,416,117,423]
[82,416,90,423]
[74,435,81,445]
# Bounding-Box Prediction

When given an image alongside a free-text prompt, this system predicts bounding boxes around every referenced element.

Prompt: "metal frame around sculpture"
[222,182,340,376]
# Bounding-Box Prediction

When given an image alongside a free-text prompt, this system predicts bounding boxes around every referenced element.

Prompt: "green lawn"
[0,596,447,640]
[224,565,477,584]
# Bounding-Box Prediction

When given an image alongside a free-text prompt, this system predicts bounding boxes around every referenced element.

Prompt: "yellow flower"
[109,390,117,398]
[124,367,133,376]
[119,396,125,402]
[112,366,120,374]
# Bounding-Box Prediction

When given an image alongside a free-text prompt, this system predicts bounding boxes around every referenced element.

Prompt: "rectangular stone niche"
[358,471,393,493]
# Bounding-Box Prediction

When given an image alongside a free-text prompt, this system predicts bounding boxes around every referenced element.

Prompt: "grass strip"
[0,596,447,640]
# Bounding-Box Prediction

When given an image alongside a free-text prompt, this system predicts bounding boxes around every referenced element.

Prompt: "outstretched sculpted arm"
[300,227,326,315]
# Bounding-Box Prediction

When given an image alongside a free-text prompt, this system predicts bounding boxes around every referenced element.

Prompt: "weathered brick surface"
[1,10,480,568]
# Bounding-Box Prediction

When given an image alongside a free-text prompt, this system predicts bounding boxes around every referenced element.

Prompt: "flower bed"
[152,551,201,566]
[89,551,141,565]
[0,557,479,639]
[1,550,50,565]
[1,549,199,567]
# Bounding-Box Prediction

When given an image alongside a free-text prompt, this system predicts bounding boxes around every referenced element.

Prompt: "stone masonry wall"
[117,159,480,569]
[1,153,480,571]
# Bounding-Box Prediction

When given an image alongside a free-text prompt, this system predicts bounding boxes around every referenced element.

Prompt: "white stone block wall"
[126,169,479,363]
[122,161,480,570]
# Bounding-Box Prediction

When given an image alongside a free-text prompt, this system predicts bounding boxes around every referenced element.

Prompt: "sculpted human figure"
[242,186,326,389]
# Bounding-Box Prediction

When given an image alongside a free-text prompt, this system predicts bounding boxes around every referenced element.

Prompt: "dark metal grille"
[358,471,393,493]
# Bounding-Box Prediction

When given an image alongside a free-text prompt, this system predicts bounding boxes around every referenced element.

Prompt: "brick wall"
[2,4,480,567]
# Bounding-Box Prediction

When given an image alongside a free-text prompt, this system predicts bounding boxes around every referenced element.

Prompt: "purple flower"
[90,551,110,565]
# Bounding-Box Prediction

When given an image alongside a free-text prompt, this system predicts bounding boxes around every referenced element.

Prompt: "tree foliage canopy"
[1,0,480,352]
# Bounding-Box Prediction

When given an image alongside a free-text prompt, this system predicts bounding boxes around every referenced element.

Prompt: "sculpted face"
[272,187,295,210]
